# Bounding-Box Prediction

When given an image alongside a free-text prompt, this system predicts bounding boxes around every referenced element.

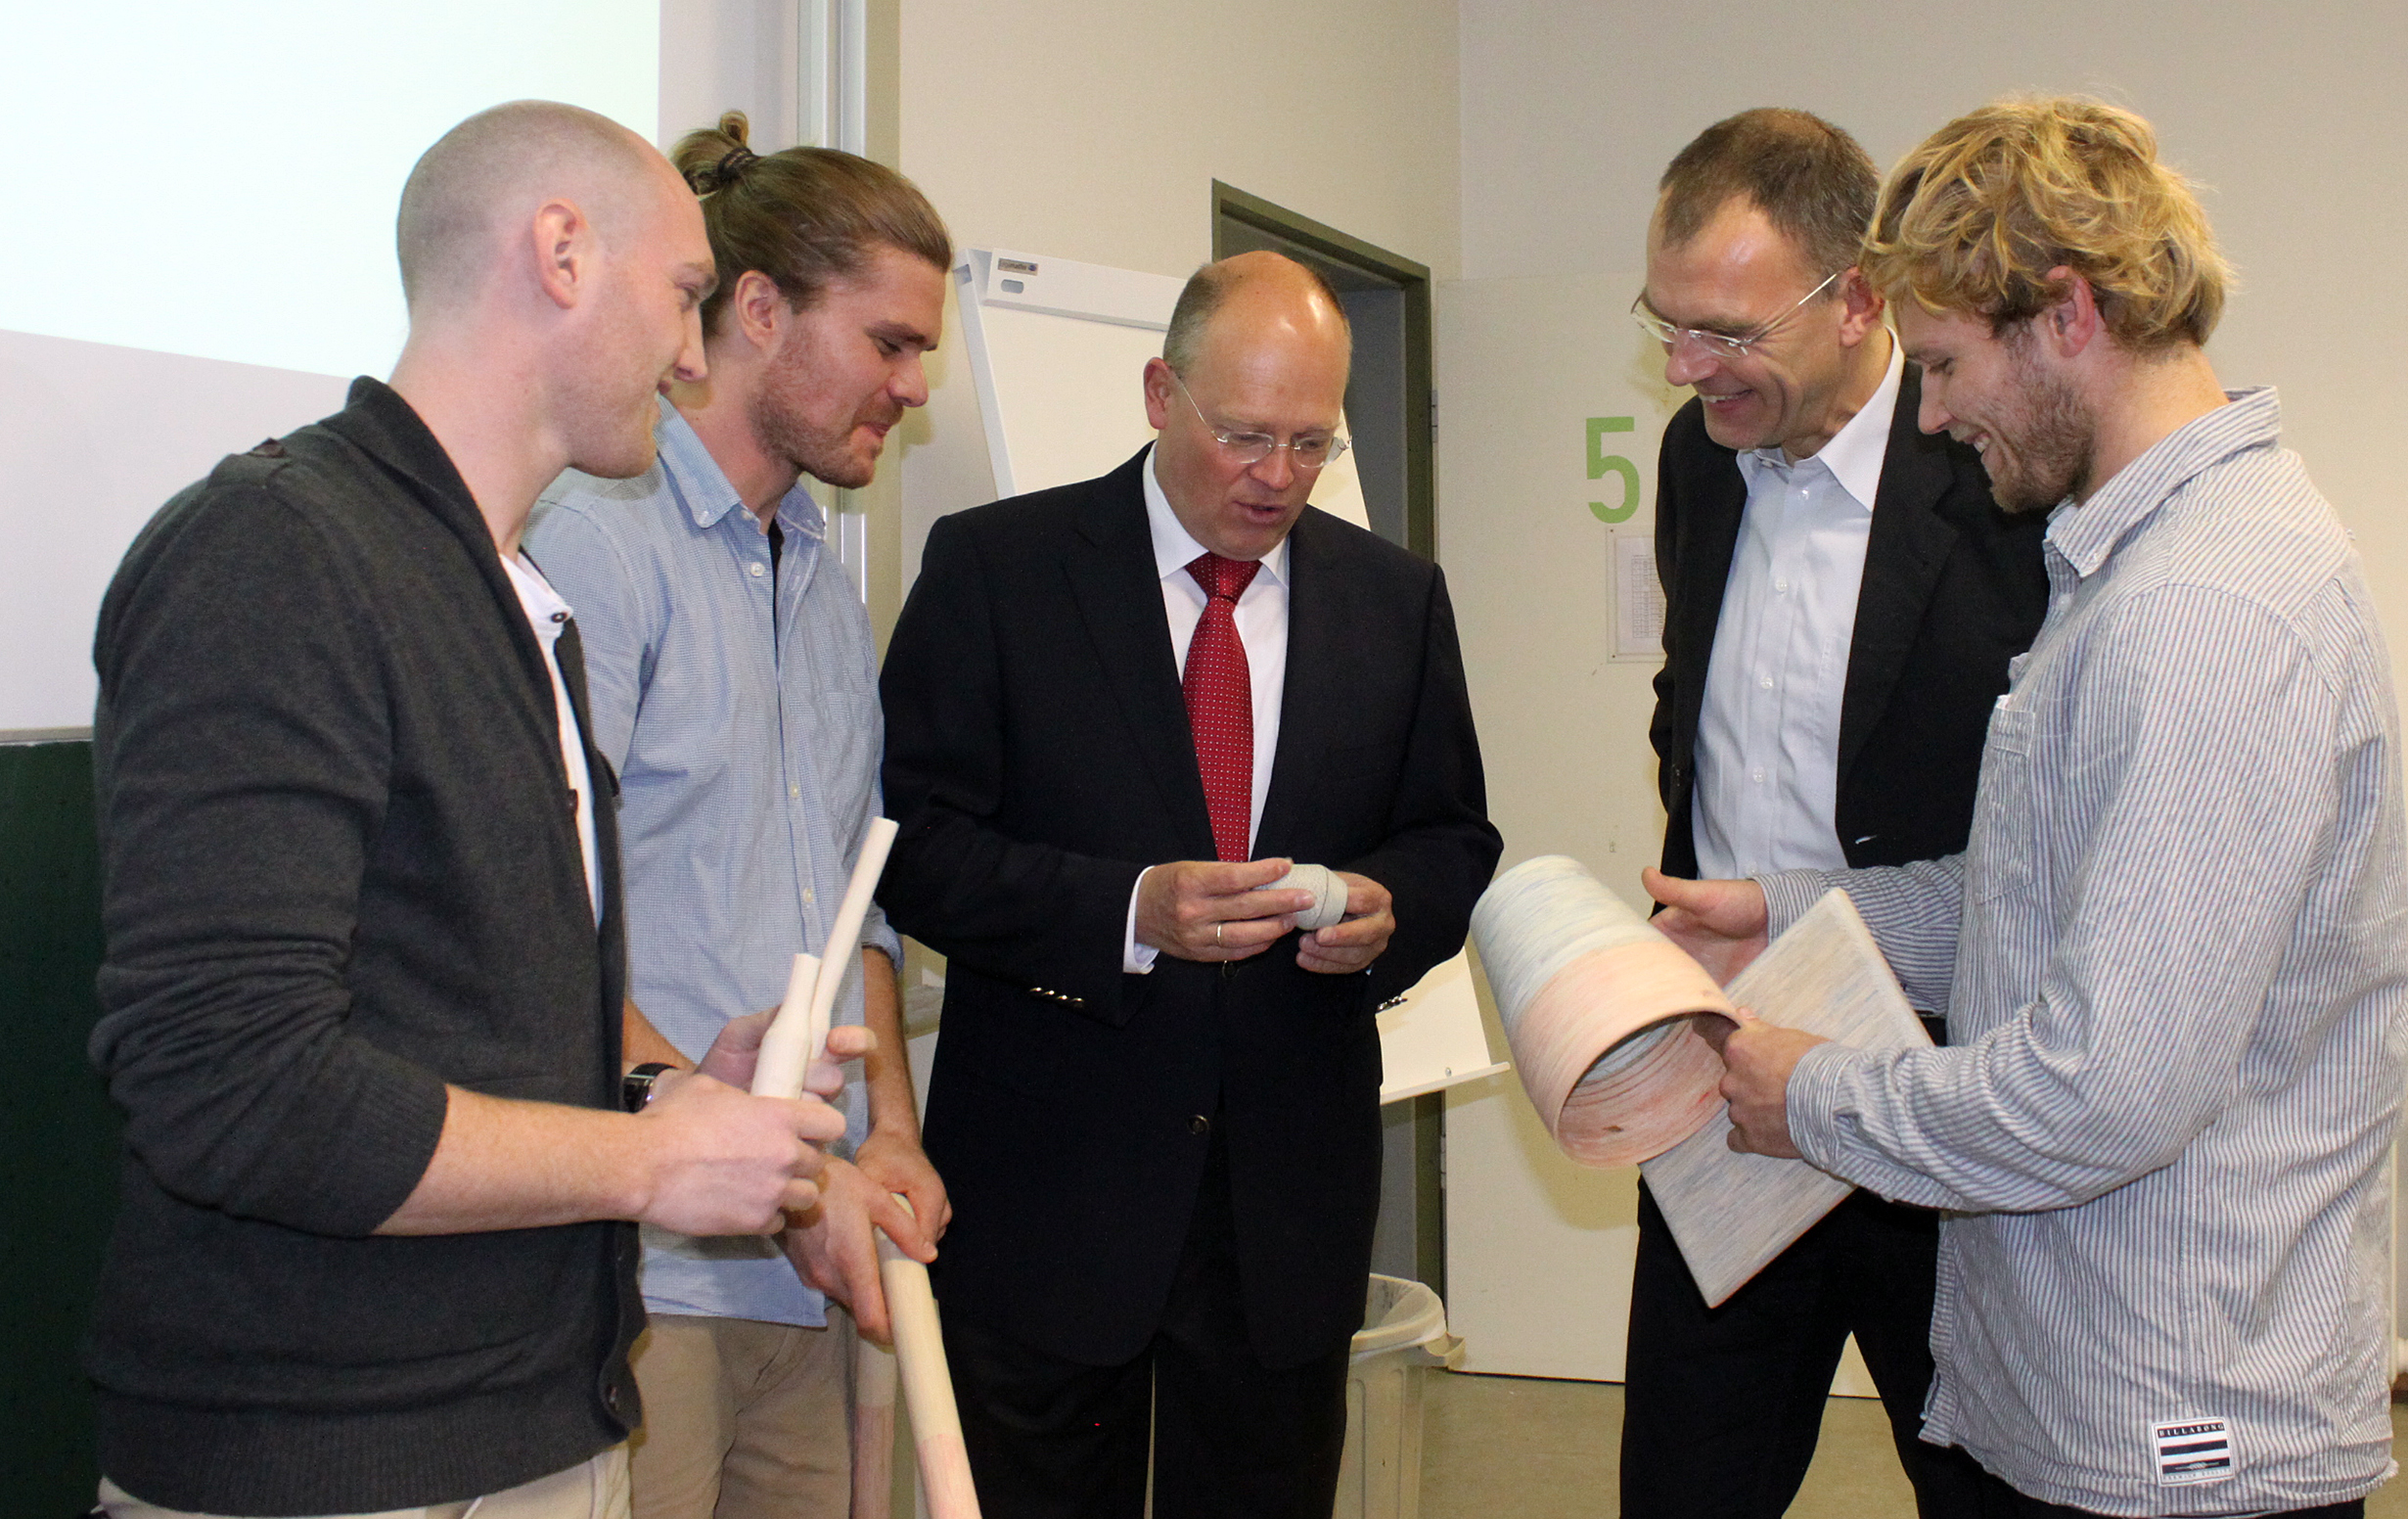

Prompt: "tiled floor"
[1419,1372,2408,1517]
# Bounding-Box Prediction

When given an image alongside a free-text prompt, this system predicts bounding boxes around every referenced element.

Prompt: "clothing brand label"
[2152,1417,2234,1486]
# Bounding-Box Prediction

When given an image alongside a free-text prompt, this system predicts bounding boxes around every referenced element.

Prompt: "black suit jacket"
[1651,364,2048,883]
[879,449,1500,1368]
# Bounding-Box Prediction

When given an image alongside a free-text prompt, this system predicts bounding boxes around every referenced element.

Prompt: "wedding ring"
[1215,922,1224,948]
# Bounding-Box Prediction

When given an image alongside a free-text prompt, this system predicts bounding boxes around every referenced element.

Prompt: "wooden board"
[1639,889,1931,1308]
[1375,951,1510,1105]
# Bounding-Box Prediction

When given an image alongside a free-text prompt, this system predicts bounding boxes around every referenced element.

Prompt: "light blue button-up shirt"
[1693,342,1902,878]
[529,397,900,1328]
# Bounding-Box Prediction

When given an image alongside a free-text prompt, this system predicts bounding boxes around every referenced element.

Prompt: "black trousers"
[941,1130,1350,1519]
[1967,1461,2366,1517]
[1619,1180,1986,1518]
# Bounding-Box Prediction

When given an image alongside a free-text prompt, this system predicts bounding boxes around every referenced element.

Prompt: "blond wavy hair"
[1861,97,2231,351]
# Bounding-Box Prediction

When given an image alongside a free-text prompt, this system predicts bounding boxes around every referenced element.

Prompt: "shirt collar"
[1736,337,1903,512]
[655,394,827,540]
[2046,387,2281,579]
[1141,444,1291,588]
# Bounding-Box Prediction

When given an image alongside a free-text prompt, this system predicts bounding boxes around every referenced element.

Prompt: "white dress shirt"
[500,550,601,924]
[1123,445,1292,972]
[1692,341,1902,879]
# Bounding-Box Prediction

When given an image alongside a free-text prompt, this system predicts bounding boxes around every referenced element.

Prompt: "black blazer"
[1651,364,2048,882]
[879,449,1500,1367]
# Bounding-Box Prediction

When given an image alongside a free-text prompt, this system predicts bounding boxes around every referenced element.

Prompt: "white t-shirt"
[501,551,601,924]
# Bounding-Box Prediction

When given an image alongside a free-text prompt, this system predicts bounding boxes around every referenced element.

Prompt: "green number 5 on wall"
[1588,417,1638,523]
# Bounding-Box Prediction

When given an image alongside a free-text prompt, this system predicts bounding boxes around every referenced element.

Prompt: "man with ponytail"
[527,111,952,1519]
[1653,97,2408,1518]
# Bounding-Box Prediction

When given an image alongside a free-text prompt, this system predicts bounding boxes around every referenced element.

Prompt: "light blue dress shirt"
[528,397,900,1329]
[1693,343,1902,878]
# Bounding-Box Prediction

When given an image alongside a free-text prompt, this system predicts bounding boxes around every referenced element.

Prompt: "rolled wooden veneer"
[1471,855,1736,1168]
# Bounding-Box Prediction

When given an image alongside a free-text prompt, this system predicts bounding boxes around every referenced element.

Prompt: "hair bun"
[675,110,759,195]
[711,146,760,189]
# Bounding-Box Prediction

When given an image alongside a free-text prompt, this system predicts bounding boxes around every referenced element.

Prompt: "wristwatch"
[621,1062,676,1113]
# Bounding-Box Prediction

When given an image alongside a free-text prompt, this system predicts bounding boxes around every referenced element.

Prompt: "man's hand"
[1643,866,1770,986]
[693,1009,871,1099]
[1137,857,1315,962]
[1718,1008,1828,1159]
[629,1071,845,1235]
[784,1158,936,1346]
[1296,871,1394,975]
[856,1128,951,1240]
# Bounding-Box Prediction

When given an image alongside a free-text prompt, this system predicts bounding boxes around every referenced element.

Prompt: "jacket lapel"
[1254,509,1346,857]
[1672,448,1749,759]
[1063,451,1216,854]
[1837,365,1961,781]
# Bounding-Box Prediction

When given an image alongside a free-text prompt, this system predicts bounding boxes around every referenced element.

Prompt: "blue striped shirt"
[529,398,900,1329]
[1760,389,2408,1514]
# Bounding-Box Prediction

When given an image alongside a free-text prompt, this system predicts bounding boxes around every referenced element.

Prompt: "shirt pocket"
[1968,699,2036,903]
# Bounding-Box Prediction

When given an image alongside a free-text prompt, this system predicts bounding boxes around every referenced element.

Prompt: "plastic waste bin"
[1334,1274,1462,1519]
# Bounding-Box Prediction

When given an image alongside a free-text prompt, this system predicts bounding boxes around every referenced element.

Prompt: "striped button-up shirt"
[1760,389,2408,1515]
[528,398,900,1329]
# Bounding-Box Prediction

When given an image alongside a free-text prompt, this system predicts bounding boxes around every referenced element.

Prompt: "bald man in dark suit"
[879,252,1499,1519]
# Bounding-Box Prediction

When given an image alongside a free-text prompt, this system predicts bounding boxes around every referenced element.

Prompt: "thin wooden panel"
[1641,890,1931,1307]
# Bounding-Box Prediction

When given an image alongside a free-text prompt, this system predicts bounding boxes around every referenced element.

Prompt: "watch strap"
[621,1061,676,1113]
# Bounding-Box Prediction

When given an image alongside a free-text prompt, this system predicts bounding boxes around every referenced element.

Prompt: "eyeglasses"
[1629,268,1845,360]
[1172,372,1351,472]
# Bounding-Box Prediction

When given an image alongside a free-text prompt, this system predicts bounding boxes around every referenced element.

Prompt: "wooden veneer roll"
[1470,854,1737,1168]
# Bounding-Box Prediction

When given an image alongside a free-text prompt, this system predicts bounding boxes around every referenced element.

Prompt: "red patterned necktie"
[1183,552,1261,862]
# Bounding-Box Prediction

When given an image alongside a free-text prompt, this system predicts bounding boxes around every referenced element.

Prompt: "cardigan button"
[1188,1114,1210,1135]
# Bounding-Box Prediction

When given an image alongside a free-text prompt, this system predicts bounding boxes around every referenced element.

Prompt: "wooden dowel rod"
[880,1198,980,1518]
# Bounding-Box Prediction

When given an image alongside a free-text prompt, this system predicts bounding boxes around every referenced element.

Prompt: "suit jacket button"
[1188,1114,1210,1135]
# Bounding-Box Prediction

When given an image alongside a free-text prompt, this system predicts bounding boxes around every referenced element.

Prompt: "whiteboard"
[951,247,1366,527]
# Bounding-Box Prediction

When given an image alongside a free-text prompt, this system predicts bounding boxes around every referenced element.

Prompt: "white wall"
[659,0,797,152]
[889,0,1462,584]
[1436,272,1676,1378]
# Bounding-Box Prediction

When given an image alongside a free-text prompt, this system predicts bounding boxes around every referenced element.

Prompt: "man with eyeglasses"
[1622,109,2046,1518]
[879,250,1499,1516]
